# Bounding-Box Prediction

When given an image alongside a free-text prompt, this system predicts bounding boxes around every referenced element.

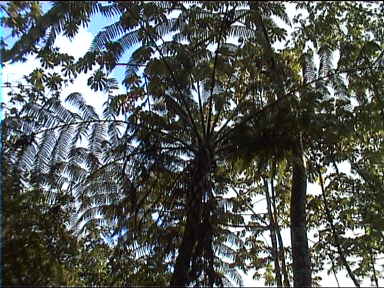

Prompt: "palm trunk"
[290,151,312,287]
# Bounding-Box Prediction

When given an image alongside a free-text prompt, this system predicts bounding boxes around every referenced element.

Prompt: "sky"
[1,2,379,287]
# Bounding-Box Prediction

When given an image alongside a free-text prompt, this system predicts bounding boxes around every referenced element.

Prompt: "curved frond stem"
[317,165,361,287]
[209,49,240,139]
[195,80,206,134]
[21,119,129,136]
[207,4,246,140]
[125,9,204,146]
[206,5,229,140]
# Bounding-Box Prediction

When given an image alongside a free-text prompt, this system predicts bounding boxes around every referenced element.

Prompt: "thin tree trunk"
[329,253,341,288]
[368,248,379,288]
[251,5,312,286]
[354,176,379,288]
[276,226,290,288]
[264,177,283,287]
[271,169,290,287]
[318,167,360,288]
[290,151,312,288]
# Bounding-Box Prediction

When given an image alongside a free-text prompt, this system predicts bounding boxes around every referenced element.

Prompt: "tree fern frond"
[331,73,350,102]
[222,228,243,247]
[117,30,142,52]
[75,205,104,230]
[70,121,93,147]
[63,162,89,184]
[68,146,90,166]
[106,120,123,147]
[301,50,317,84]
[18,142,38,171]
[99,3,121,18]
[35,129,57,174]
[318,44,334,78]
[228,25,254,40]
[88,121,107,157]
[65,92,99,121]
[219,263,243,286]
[214,242,236,261]
[91,22,126,51]
[45,97,76,123]
[46,161,70,187]
[21,102,59,130]
[51,124,76,163]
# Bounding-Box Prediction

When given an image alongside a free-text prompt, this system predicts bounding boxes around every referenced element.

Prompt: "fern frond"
[45,97,76,123]
[35,129,57,174]
[18,142,38,171]
[228,25,254,40]
[318,44,334,78]
[99,3,121,18]
[117,29,142,52]
[91,22,126,51]
[64,162,89,184]
[301,50,317,84]
[51,124,76,163]
[88,122,107,156]
[65,92,99,121]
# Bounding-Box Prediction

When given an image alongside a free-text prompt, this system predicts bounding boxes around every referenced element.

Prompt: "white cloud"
[53,26,94,59]
[2,25,94,85]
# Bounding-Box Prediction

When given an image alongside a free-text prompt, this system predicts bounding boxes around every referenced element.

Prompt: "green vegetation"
[1,1,384,287]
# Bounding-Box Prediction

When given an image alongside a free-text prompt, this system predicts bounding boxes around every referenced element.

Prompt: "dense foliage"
[1,1,384,287]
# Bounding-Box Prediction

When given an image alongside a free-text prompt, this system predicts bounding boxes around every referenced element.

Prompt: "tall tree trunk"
[290,151,312,287]
[170,209,198,286]
[271,169,290,287]
[251,5,312,286]
[170,149,212,287]
[264,177,283,287]
[276,222,290,288]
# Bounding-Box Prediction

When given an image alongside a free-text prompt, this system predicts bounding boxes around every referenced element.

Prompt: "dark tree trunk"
[271,171,290,287]
[170,210,198,287]
[264,178,283,287]
[170,149,212,287]
[290,153,312,287]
